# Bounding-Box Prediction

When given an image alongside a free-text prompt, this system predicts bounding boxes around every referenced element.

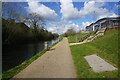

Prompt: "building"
[86,17,120,32]
[86,23,94,32]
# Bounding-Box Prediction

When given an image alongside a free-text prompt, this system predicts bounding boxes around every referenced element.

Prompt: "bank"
[2,38,62,80]
[68,29,119,78]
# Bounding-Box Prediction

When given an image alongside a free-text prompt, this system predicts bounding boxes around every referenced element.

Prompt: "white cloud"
[47,21,81,34]
[47,21,93,34]
[60,0,118,20]
[68,21,72,24]
[82,21,91,29]
[26,1,57,20]
[47,24,66,34]
[60,0,80,20]
[115,4,120,8]
[81,1,118,19]
[47,26,57,33]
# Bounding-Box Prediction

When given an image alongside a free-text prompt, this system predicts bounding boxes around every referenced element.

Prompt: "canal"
[2,38,60,73]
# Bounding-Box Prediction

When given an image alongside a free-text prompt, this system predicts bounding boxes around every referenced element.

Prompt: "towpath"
[13,38,76,78]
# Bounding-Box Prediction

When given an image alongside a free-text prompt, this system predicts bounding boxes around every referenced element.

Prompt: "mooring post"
[45,42,47,49]
[45,41,49,50]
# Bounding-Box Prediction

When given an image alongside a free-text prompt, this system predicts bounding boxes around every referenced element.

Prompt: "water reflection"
[2,38,59,73]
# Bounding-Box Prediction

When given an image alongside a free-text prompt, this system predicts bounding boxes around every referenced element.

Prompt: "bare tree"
[2,2,21,21]
[23,13,46,41]
[2,3,26,44]
[24,13,45,30]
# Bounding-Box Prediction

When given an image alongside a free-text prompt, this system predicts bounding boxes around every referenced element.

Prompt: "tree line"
[2,18,59,46]
[2,3,59,46]
[61,29,82,37]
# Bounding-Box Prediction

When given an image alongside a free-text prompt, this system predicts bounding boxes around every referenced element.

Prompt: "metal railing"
[77,28,107,42]
[77,31,94,42]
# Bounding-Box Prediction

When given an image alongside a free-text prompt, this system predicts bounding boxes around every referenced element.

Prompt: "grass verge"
[2,39,61,80]
[68,33,88,43]
[70,29,119,78]
[68,31,95,43]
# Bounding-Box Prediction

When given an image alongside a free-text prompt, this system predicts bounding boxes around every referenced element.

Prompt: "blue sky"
[3,1,119,34]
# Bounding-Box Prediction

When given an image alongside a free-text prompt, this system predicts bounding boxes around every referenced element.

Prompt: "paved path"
[69,42,86,46]
[13,38,76,78]
[84,54,117,72]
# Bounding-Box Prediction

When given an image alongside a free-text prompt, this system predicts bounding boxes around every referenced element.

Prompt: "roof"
[89,23,94,27]
[95,16,120,23]
[86,16,120,28]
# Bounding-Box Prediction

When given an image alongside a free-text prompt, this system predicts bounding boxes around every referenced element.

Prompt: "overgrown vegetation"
[69,29,119,78]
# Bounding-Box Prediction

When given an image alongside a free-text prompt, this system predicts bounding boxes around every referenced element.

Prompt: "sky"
[2,0,120,34]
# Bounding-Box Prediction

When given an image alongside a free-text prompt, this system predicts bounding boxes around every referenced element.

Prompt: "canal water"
[2,38,60,73]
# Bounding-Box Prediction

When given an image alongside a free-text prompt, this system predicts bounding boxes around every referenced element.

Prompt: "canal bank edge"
[2,38,62,80]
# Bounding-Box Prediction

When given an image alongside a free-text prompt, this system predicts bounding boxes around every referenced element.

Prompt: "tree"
[24,13,44,29]
[77,29,82,34]
[23,13,45,41]
[62,29,76,37]
[2,2,26,44]
[2,2,22,21]
[66,29,76,36]
[2,2,59,45]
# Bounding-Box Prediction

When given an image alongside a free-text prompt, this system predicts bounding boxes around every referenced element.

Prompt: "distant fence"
[87,28,107,41]
[77,28,107,42]
[77,31,95,42]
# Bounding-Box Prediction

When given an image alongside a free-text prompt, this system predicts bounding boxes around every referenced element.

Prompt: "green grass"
[2,40,61,80]
[68,33,88,43]
[70,29,119,78]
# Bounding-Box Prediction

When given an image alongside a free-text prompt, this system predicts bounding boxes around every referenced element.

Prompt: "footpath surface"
[13,38,76,78]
